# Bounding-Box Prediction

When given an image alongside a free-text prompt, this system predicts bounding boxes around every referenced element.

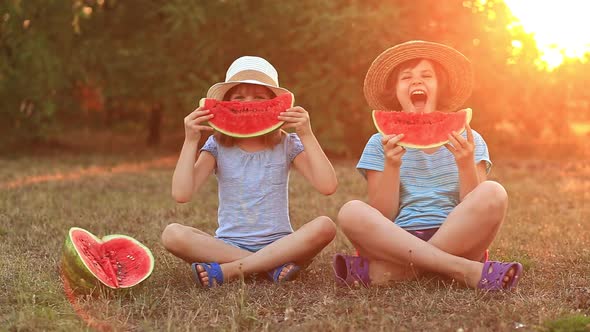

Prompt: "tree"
[1,0,583,156]
[0,0,78,145]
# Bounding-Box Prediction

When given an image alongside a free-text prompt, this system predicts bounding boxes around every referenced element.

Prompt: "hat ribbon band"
[227,70,278,87]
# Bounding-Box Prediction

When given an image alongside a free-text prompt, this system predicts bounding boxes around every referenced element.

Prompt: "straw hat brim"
[363,40,473,112]
[206,80,292,100]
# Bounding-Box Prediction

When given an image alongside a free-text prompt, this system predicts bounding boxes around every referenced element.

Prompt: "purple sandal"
[333,253,371,287]
[477,261,523,291]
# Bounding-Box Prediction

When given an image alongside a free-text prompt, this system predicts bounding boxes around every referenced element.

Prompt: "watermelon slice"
[61,227,154,293]
[199,93,294,138]
[372,108,473,149]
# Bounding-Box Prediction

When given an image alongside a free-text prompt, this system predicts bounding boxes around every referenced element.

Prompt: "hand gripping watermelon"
[199,93,294,138]
[372,108,473,149]
[61,227,154,293]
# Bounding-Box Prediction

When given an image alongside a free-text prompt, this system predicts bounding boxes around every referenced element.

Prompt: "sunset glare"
[0,156,175,190]
[504,0,590,71]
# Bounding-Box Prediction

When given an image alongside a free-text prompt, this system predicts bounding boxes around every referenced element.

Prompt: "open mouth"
[410,90,427,109]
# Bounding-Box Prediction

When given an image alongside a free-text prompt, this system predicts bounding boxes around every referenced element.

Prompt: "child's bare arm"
[364,134,405,219]
[456,161,487,200]
[292,145,338,195]
[281,106,337,195]
[171,107,214,202]
[366,165,401,220]
[445,124,485,200]
[171,145,216,203]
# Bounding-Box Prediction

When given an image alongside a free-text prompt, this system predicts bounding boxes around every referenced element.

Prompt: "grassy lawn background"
[1,151,589,331]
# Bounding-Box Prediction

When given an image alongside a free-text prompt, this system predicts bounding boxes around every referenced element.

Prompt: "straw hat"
[363,40,473,112]
[206,56,292,100]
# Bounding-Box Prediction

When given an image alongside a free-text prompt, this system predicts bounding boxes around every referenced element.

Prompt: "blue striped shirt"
[357,130,491,230]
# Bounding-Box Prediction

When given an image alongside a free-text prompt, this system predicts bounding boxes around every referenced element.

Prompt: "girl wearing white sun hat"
[333,41,523,292]
[162,56,338,288]
[205,56,292,100]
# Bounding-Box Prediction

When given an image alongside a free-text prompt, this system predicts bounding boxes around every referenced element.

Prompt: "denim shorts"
[217,238,267,253]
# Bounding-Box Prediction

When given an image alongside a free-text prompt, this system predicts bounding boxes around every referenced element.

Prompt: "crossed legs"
[161,216,337,285]
[338,181,514,288]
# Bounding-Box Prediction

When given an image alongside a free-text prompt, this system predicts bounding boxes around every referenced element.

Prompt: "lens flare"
[504,0,590,70]
[0,156,176,190]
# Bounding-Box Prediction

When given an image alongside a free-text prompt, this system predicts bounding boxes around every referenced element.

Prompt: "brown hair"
[214,84,283,147]
[380,58,451,111]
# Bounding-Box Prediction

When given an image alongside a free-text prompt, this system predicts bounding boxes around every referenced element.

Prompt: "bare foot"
[277,263,296,282]
[195,264,223,287]
[368,258,417,286]
[271,263,301,283]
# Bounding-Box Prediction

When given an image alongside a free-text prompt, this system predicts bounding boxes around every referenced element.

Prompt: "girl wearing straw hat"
[333,41,522,291]
[162,56,338,288]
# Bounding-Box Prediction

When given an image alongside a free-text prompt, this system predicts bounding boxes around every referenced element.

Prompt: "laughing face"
[395,59,439,113]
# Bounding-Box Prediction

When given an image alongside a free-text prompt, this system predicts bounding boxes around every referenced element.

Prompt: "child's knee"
[479,181,508,210]
[314,216,337,242]
[161,223,185,250]
[320,216,336,242]
[337,200,366,228]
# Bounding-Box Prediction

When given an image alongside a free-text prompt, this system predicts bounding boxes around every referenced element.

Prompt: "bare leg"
[339,203,480,286]
[337,181,512,288]
[195,216,337,285]
[428,181,508,260]
[161,223,252,263]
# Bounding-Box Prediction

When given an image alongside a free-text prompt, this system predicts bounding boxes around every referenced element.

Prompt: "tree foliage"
[1,0,588,155]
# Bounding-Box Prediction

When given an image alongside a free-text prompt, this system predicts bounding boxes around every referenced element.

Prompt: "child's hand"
[278,106,312,137]
[444,123,475,167]
[382,134,405,167]
[184,106,214,142]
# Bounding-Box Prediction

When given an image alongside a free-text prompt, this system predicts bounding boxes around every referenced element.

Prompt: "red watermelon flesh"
[62,227,154,290]
[199,93,294,138]
[372,108,473,149]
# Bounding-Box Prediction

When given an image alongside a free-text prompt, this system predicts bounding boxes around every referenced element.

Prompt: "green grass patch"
[544,314,590,332]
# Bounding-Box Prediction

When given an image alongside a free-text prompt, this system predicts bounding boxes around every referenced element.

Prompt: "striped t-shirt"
[357,130,492,230]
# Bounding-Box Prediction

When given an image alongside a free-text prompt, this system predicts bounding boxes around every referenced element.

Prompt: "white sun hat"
[206,56,293,100]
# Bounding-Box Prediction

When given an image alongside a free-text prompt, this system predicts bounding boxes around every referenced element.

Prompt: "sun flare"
[504,0,590,71]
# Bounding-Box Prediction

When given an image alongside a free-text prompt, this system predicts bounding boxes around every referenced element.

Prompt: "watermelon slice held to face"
[372,108,473,149]
[61,227,154,293]
[199,93,294,138]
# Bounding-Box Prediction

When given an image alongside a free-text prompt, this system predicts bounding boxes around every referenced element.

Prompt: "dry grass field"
[1,151,589,331]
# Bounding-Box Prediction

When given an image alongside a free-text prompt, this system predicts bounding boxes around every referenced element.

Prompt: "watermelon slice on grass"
[372,108,473,149]
[61,227,154,294]
[199,93,294,138]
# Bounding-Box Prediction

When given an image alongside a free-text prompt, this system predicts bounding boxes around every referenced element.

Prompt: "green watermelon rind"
[61,227,155,292]
[372,108,473,149]
[62,227,106,292]
[199,93,294,138]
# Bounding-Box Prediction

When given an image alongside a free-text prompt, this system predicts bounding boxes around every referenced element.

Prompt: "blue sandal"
[191,262,224,288]
[267,262,301,283]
